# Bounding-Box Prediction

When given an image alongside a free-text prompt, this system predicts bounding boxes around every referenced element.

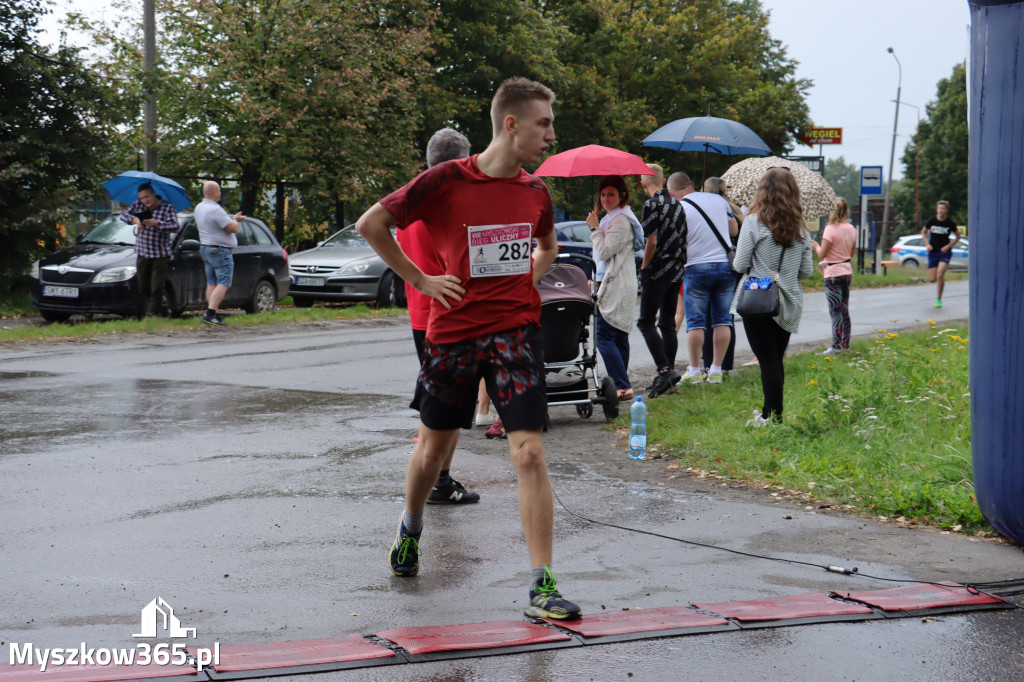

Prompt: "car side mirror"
[179,239,201,252]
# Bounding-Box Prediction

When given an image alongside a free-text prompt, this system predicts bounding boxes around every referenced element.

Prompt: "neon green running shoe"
[388,516,421,577]
[524,567,582,620]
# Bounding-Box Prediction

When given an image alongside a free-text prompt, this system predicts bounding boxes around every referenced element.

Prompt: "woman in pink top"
[811,198,857,354]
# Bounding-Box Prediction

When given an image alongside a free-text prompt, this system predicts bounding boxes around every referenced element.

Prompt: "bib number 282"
[468,223,533,278]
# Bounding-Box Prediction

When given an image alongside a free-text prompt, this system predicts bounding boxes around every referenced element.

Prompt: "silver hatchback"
[287,225,406,308]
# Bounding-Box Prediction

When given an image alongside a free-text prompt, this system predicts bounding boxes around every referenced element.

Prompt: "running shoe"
[935,299,943,308]
[682,371,705,385]
[474,409,496,428]
[485,418,506,439]
[388,516,421,577]
[201,311,226,326]
[706,371,723,384]
[427,478,480,505]
[523,567,581,620]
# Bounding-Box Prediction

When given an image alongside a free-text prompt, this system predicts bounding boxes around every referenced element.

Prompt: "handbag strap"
[744,235,788,278]
[682,198,732,254]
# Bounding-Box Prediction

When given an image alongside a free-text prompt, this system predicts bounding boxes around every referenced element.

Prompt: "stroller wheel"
[576,403,593,419]
[600,376,619,421]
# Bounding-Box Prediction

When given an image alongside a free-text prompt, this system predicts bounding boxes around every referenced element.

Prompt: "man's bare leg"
[712,325,731,367]
[686,328,704,370]
[935,261,949,301]
[406,425,459,514]
[506,428,553,567]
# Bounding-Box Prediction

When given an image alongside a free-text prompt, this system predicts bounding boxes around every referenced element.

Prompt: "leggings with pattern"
[824,275,852,349]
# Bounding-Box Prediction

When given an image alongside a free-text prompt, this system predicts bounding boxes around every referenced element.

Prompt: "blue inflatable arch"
[968,0,1024,544]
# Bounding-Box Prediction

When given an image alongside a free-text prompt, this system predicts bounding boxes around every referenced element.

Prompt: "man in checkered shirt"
[119,183,179,317]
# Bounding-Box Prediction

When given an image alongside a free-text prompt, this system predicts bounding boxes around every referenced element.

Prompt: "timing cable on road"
[551,487,1024,599]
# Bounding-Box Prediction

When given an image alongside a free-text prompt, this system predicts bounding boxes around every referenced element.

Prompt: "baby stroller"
[537,257,619,421]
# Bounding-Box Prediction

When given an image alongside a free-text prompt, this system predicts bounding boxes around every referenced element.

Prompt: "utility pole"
[878,46,902,274]
[143,0,157,172]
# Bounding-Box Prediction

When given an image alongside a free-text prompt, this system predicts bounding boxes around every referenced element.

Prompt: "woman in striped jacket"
[731,168,813,426]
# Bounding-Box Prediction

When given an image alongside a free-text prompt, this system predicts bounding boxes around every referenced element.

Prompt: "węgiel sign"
[798,127,843,146]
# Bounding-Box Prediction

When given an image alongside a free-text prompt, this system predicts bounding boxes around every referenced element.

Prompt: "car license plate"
[42,286,79,298]
[295,276,325,287]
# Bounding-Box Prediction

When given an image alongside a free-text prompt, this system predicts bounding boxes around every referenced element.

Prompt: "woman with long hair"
[587,175,639,401]
[811,197,857,354]
[731,168,813,425]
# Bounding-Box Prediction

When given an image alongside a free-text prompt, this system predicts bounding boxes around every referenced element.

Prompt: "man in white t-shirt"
[668,172,737,384]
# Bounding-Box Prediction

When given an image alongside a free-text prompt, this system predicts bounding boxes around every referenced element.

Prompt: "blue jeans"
[596,311,631,390]
[201,245,234,286]
[684,261,735,331]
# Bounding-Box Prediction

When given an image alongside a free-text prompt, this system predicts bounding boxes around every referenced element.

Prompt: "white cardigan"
[591,214,638,333]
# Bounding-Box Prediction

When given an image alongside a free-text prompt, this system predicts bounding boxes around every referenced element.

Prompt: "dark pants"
[824,275,852,349]
[742,316,791,421]
[596,311,631,390]
[638,275,682,370]
[136,256,170,317]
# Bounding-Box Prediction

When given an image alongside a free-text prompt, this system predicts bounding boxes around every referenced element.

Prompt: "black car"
[29,213,290,321]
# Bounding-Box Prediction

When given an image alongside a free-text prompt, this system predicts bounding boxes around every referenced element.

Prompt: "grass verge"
[801,263,968,291]
[0,302,405,344]
[635,324,987,536]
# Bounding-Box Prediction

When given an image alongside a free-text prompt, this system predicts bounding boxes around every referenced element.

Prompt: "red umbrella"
[534,144,653,177]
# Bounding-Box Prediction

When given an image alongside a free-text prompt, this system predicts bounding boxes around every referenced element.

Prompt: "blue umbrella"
[643,116,771,184]
[102,171,193,211]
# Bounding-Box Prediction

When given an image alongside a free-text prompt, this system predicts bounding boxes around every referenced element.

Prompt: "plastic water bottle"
[629,396,647,460]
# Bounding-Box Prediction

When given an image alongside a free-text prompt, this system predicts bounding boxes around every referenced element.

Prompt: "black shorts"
[411,324,549,432]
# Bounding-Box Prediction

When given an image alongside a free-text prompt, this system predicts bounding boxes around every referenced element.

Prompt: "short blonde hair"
[490,77,555,134]
[645,163,664,185]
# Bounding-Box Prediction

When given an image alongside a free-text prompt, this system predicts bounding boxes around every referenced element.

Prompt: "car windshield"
[80,214,136,245]
[322,226,369,248]
[320,225,397,248]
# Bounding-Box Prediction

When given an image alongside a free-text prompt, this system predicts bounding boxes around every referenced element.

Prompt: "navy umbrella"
[102,171,193,211]
[642,116,771,184]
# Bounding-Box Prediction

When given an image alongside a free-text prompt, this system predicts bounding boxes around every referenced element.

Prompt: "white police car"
[891,235,969,269]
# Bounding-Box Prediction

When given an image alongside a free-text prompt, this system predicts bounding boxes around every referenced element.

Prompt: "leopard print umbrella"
[720,156,838,220]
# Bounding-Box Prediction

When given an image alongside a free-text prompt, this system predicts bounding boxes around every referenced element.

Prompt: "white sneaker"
[474,409,496,428]
[821,347,840,356]
[683,372,705,385]
[745,410,770,427]
[706,371,723,384]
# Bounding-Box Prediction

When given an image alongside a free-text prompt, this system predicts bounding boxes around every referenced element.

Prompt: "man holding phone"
[119,183,179,318]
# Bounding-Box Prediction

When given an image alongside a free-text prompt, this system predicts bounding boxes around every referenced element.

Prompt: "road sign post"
[860,166,883,273]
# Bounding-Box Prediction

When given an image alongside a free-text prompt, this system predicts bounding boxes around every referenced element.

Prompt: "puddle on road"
[0,377,393,456]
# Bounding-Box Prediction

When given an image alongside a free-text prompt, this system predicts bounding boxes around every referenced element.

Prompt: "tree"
[80,0,436,229]
[823,156,861,206]
[0,0,114,292]
[896,62,968,228]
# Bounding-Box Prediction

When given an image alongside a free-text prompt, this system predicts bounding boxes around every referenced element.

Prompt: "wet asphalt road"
[3,280,1023,681]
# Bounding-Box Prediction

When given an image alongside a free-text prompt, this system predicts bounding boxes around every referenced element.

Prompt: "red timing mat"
[544,606,728,637]
[692,592,875,622]
[186,635,394,672]
[376,620,571,655]
[832,582,1006,612]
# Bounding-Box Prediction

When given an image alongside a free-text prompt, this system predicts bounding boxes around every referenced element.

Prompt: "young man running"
[921,200,960,308]
[355,77,581,621]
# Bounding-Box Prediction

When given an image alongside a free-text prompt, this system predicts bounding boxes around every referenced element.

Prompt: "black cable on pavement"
[552,487,1024,599]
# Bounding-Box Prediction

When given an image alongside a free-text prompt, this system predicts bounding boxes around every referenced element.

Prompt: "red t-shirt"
[381,155,554,344]
[395,220,438,331]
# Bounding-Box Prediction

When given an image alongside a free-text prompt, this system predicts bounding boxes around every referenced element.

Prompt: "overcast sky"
[38,0,972,181]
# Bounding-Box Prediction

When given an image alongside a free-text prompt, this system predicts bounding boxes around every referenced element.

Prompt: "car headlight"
[337,258,373,275]
[93,266,138,283]
[29,261,39,279]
